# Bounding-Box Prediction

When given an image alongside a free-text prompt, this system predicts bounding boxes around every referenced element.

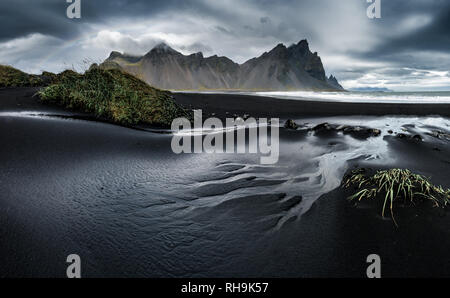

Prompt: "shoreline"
[2,87,450,124]
[0,87,449,277]
[173,92,450,119]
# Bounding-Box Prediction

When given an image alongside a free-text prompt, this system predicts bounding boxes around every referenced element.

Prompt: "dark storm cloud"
[0,0,190,41]
[2,0,449,51]
[1,0,449,89]
[353,1,450,65]
[382,8,450,53]
[0,0,343,42]
[0,0,72,41]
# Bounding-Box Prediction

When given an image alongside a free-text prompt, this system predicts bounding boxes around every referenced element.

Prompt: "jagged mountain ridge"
[327,74,344,90]
[101,40,344,91]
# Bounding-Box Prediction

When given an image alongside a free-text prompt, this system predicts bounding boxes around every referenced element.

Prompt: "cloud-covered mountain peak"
[101,39,344,91]
[147,43,180,56]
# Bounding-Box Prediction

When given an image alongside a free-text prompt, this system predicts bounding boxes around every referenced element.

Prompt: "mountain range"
[100,39,344,91]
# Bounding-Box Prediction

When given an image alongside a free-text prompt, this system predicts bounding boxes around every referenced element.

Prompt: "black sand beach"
[173,92,450,119]
[0,87,449,277]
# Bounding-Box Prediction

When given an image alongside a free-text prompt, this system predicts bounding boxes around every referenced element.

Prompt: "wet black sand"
[0,87,449,277]
[173,92,450,119]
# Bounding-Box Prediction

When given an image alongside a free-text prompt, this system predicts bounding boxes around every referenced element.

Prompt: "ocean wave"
[251,91,450,103]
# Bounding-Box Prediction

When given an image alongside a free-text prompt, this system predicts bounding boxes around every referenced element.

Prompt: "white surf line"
[177,90,450,104]
[250,91,450,104]
[0,111,71,120]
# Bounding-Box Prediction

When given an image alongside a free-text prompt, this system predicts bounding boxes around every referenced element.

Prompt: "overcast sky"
[1,0,449,91]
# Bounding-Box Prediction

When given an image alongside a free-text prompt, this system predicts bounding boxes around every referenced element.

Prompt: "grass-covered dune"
[37,67,190,127]
[0,64,190,127]
[0,65,55,87]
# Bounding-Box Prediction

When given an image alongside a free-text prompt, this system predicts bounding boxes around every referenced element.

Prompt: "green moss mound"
[38,68,190,127]
[342,168,449,225]
[0,65,44,87]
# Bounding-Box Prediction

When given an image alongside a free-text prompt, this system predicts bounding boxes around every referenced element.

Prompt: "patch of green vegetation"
[38,67,190,127]
[343,168,449,225]
[0,65,44,87]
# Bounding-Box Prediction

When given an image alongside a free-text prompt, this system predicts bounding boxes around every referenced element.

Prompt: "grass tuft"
[38,67,191,127]
[342,168,449,226]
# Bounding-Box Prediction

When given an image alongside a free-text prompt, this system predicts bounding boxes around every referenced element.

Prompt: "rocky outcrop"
[327,75,344,90]
[310,123,381,139]
[284,119,299,130]
[100,40,345,91]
